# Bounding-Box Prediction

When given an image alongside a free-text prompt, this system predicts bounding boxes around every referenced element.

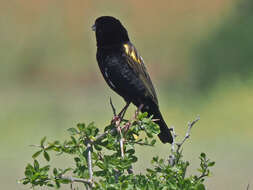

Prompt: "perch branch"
[115,116,125,158]
[93,104,143,144]
[119,135,124,158]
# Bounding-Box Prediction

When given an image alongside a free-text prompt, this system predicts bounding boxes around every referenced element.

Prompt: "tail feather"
[156,116,173,144]
[143,104,173,144]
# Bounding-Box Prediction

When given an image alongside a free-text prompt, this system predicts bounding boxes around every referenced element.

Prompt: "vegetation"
[20,107,214,190]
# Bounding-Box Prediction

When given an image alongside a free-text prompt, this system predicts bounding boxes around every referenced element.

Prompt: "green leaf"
[22,179,30,185]
[45,145,55,151]
[200,153,206,159]
[126,149,135,155]
[208,161,215,167]
[97,162,105,169]
[43,151,50,162]
[24,164,34,178]
[33,160,40,171]
[70,136,77,145]
[196,183,205,190]
[32,150,43,159]
[47,183,54,187]
[94,170,106,177]
[150,139,156,146]
[62,168,72,174]
[41,165,50,172]
[55,180,60,188]
[58,179,70,184]
[77,123,85,131]
[130,155,138,163]
[152,156,158,162]
[40,136,46,147]
[67,128,79,135]
[53,168,58,176]
[74,157,81,163]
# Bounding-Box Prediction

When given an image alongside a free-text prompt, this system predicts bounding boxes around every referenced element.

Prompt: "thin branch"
[87,143,93,183]
[118,102,130,119]
[122,104,143,132]
[168,116,200,166]
[247,184,250,190]
[118,104,144,159]
[59,175,92,185]
[94,128,116,143]
[80,103,144,180]
[168,127,176,166]
[135,104,143,118]
[114,117,125,158]
[126,140,154,146]
[93,104,143,144]
[119,138,124,158]
[196,173,209,181]
[70,183,74,190]
[176,116,200,152]
[170,127,177,153]
[110,97,116,116]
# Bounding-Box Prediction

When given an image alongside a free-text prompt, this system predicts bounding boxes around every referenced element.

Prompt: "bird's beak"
[92,24,96,31]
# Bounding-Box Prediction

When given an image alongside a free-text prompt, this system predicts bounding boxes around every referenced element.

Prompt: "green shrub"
[20,108,214,190]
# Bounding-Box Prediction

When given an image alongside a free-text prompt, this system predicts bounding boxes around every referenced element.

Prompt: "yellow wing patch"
[124,44,130,54]
[123,44,142,64]
[133,134,139,140]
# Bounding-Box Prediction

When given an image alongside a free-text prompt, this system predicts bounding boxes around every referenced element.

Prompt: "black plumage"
[92,16,173,144]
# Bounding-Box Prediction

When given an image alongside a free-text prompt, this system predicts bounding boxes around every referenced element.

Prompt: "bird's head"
[92,16,130,47]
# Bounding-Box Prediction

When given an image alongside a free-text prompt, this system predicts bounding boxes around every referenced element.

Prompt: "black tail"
[155,113,173,144]
[143,104,173,144]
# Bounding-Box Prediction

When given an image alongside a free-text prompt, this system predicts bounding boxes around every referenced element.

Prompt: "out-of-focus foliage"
[191,0,253,91]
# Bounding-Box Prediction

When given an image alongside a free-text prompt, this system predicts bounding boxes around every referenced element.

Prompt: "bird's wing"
[123,42,158,105]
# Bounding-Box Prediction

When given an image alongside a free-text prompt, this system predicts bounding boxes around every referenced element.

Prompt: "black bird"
[92,16,173,144]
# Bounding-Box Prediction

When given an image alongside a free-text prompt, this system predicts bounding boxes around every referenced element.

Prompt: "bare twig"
[118,102,130,118]
[176,116,200,152]
[196,172,209,181]
[135,104,143,118]
[110,97,116,116]
[94,128,116,143]
[168,127,177,166]
[170,127,177,153]
[168,116,200,166]
[122,104,143,131]
[114,117,125,158]
[93,104,144,145]
[119,138,124,157]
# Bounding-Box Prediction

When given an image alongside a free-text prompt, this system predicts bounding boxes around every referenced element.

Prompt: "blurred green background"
[1,0,252,189]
